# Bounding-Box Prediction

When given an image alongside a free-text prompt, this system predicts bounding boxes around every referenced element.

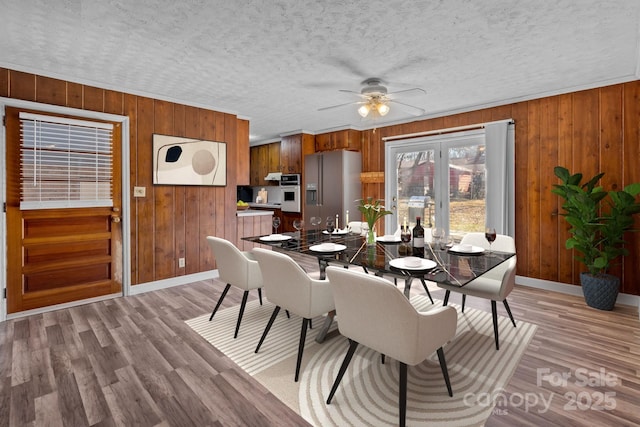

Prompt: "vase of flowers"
[357,197,392,246]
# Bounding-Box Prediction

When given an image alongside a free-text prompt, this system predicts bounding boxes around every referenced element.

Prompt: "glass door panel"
[447,143,486,241]
[394,149,436,230]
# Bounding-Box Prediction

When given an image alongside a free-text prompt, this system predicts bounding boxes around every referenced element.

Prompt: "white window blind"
[19,112,114,210]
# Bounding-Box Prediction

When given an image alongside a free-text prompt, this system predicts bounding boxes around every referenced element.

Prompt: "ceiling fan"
[318,78,426,118]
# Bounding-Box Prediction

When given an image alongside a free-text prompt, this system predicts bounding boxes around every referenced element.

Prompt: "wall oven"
[280,174,301,213]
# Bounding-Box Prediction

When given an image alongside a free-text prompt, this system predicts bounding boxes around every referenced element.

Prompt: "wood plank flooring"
[1,253,639,426]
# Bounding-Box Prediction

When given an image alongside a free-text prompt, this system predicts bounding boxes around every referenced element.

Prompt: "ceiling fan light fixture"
[358,104,371,117]
[377,102,390,116]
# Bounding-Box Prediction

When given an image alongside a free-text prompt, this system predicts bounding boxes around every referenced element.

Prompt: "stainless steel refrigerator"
[304,150,362,229]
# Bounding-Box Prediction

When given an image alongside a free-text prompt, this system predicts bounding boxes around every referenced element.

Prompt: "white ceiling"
[1,0,639,145]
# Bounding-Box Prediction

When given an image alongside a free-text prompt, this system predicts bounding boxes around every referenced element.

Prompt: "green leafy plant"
[552,166,640,276]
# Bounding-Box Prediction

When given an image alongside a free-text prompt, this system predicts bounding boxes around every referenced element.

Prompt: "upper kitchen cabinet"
[280,134,303,174]
[236,119,250,185]
[250,134,311,185]
[250,142,281,186]
[315,129,362,152]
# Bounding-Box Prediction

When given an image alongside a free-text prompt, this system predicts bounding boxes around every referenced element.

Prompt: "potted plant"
[552,166,640,310]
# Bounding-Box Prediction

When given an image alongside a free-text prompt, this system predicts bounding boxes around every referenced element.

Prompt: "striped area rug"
[186,295,537,427]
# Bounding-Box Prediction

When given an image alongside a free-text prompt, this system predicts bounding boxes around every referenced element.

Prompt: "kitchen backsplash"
[252,186,281,204]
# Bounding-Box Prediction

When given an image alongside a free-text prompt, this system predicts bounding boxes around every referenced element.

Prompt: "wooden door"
[5,107,123,314]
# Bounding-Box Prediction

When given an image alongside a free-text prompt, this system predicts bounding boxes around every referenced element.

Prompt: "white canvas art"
[153,135,226,186]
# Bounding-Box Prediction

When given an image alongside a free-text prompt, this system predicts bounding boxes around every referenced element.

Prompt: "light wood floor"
[1,254,639,426]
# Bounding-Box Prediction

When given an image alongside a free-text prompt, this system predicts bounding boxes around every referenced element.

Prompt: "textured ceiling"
[1,0,639,145]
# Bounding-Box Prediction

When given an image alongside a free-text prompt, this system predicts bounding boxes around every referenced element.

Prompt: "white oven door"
[281,186,300,212]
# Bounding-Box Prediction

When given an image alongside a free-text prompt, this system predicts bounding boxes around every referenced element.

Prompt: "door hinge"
[2,115,5,127]
[3,289,5,299]
[3,202,5,213]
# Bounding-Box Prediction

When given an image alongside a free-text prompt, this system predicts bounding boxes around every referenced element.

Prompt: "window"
[19,112,114,209]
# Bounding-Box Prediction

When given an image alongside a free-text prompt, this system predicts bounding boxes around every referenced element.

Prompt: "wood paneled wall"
[0,68,245,286]
[358,81,640,295]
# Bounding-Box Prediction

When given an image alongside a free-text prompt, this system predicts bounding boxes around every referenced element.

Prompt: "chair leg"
[327,339,359,404]
[491,300,499,350]
[308,319,313,329]
[503,299,516,327]
[234,291,249,339]
[255,306,281,353]
[419,278,434,304]
[285,310,291,318]
[443,290,450,306]
[399,362,408,427]
[436,347,453,397]
[258,288,263,305]
[381,354,386,364]
[295,318,310,382]
[209,284,231,321]
[461,294,466,313]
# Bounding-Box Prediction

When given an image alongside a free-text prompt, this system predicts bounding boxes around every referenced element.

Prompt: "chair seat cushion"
[437,276,504,300]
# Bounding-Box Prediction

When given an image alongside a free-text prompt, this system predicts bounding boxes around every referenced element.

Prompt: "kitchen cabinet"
[250,134,308,186]
[315,129,362,152]
[250,142,281,186]
[281,211,302,233]
[280,134,302,174]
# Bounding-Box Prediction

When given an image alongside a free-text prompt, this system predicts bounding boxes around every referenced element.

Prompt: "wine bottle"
[412,216,425,256]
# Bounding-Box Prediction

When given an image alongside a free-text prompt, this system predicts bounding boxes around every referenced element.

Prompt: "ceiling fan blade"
[318,101,362,112]
[338,89,369,98]
[387,87,426,97]
[389,99,425,116]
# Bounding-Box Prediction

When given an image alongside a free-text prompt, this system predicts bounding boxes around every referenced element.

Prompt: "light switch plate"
[133,186,146,197]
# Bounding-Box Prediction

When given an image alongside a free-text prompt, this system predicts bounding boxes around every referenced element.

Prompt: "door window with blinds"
[19,112,114,209]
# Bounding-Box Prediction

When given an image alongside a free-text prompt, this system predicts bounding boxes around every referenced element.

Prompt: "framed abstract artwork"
[153,134,227,186]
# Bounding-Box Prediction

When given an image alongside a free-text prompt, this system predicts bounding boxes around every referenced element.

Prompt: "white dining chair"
[347,221,365,234]
[251,247,335,382]
[436,232,517,350]
[205,236,263,338]
[325,266,457,427]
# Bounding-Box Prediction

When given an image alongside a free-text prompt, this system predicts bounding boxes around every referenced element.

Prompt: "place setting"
[389,256,437,272]
[259,216,293,242]
[309,242,347,253]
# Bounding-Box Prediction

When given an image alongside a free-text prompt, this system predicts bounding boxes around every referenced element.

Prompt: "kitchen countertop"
[248,202,282,209]
[237,209,275,217]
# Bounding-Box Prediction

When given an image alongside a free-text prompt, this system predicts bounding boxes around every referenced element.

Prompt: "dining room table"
[243,228,516,342]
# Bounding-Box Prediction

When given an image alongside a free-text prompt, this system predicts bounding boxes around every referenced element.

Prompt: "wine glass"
[432,227,445,250]
[272,216,281,235]
[310,216,321,229]
[325,216,335,239]
[485,227,497,254]
[293,219,304,237]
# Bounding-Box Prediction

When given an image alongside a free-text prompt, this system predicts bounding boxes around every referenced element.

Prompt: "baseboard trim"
[129,270,220,296]
[516,275,640,315]
[5,293,122,320]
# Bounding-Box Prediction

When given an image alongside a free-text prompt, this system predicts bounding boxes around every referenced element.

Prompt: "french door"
[385,129,487,239]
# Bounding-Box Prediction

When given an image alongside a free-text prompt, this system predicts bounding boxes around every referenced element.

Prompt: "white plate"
[448,244,485,254]
[322,228,349,235]
[389,258,437,271]
[376,235,401,243]
[259,234,293,242]
[309,243,347,253]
